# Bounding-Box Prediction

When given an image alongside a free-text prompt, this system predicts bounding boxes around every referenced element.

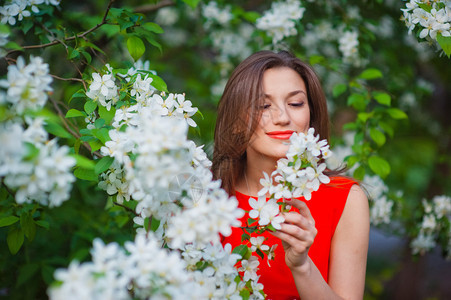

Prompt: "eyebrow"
[264,90,307,99]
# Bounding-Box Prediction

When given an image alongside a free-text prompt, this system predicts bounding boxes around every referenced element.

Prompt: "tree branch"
[113,201,139,216]
[50,74,85,84]
[48,96,102,158]
[8,0,116,52]
[134,0,175,14]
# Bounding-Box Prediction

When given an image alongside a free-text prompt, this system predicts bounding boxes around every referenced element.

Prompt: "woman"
[213,51,369,300]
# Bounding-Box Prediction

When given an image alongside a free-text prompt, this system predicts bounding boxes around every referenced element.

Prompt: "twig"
[48,96,102,158]
[48,96,81,138]
[1,180,15,198]
[50,74,85,84]
[113,201,139,216]
[134,0,175,14]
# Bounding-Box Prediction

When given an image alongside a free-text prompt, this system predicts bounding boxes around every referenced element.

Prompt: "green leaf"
[65,109,86,118]
[332,83,347,98]
[144,35,162,53]
[21,19,34,34]
[353,165,366,181]
[81,51,92,64]
[232,244,250,259]
[4,41,23,51]
[242,11,260,23]
[309,55,325,65]
[345,155,359,168]
[68,48,80,60]
[240,289,251,300]
[7,228,24,255]
[23,142,40,160]
[44,121,73,139]
[98,105,116,124]
[92,128,110,144]
[143,22,164,34]
[69,89,86,104]
[357,112,370,123]
[35,220,50,230]
[20,212,36,241]
[387,108,408,119]
[343,122,357,131]
[369,128,386,147]
[80,135,98,142]
[0,187,8,202]
[379,121,394,138]
[74,167,98,181]
[417,3,432,13]
[95,156,115,174]
[81,41,106,54]
[127,36,145,61]
[16,263,40,287]
[70,154,96,170]
[256,248,265,260]
[368,156,391,178]
[84,100,97,115]
[0,216,19,227]
[373,92,391,106]
[150,217,160,232]
[437,34,451,58]
[94,118,105,129]
[347,93,368,111]
[89,140,103,152]
[241,233,251,242]
[181,0,201,8]
[358,68,383,80]
[148,74,168,93]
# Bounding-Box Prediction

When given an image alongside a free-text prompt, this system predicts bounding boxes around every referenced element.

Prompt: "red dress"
[222,177,356,300]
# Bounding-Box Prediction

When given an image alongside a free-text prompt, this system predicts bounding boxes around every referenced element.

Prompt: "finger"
[282,212,315,229]
[278,222,316,242]
[285,198,314,221]
[271,229,312,252]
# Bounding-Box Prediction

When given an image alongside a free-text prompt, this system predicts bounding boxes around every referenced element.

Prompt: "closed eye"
[260,104,271,109]
[289,102,305,107]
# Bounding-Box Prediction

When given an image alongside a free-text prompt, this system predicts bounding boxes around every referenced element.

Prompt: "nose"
[269,103,290,125]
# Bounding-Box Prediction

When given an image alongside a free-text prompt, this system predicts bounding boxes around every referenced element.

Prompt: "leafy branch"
[7,0,116,53]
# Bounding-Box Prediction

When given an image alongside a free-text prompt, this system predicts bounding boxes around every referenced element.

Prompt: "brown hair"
[212,50,330,195]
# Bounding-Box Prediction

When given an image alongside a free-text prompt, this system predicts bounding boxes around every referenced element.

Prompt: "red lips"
[266,130,295,140]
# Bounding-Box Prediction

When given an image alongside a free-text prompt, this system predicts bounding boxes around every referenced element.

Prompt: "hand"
[271,198,317,270]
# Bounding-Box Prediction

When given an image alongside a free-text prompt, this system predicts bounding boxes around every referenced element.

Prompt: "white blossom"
[256,0,305,44]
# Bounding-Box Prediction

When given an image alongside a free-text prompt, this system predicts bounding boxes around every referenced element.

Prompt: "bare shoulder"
[348,184,368,205]
[338,183,369,233]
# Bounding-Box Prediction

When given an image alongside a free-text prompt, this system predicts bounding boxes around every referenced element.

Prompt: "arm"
[271,184,369,300]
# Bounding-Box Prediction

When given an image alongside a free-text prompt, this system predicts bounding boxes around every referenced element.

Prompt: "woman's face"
[247,67,311,162]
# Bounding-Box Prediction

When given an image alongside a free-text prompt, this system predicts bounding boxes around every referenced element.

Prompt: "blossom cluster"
[250,128,333,231]
[401,0,451,41]
[201,1,233,29]
[50,232,266,300]
[77,63,267,298]
[256,0,306,44]
[410,195,451,257]
[0,119,75,207]
[363,174,394,226]
[49,233,197,300]
[338,30,360,62]
[0,0,60,26]
[0,56,53,114]
[0,56,76,207]
[101,109,243,248]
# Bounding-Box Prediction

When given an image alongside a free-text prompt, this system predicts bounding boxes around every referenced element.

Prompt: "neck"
[238,152,278,197]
